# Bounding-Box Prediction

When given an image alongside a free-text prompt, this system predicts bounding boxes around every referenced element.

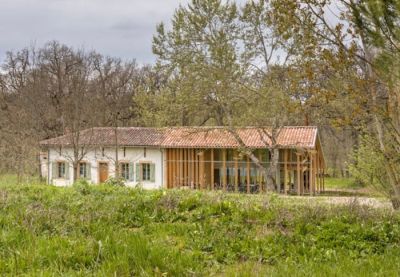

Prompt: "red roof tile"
[40,126,318,149]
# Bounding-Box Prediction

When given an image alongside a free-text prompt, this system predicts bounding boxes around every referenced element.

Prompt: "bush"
[103,177,125,187]
[72,178,91,195]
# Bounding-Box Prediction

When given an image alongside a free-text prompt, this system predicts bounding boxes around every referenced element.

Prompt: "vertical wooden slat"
[195,149,198,189]
[284,149,288,194]
[300,155,304,195]
[211,149,214,190]
[258,151,263,193]
[170,149,173,188]
[234,151,238,192]
[222,149,227,191]
[183,148,187,187]
[246,157,250,194]
[316,153,320,193]
[296,153,301,196]
[167,149,170,188]
[314,152,317,195]
[200,151,204,189]
[191,149,195,188]
[309,152,314,196]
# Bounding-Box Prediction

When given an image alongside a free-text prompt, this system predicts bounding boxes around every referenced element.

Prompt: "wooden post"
[309,152,314,196]
[222,149,227,191]
[258,151,263,193]
[171,149,175,188]
[234,151,238,192]
[211,149,214,190]
[166,149,169,188]
[246,157,250,194]
[314,152,317,195]
[191,149,194,188]
[284,149,288,194]
[183,149,186,187]
[199,151,204,189]
[195,149,198,189]
[296,152,301,196]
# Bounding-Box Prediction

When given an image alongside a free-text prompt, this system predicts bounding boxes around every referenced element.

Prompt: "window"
[142,163,151,181]
[120,163,130,180]
[57,162,66,178]
[79,163,87,178]
[136,163,154,182]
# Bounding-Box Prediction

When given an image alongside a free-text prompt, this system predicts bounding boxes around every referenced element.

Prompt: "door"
[99,162,109,183]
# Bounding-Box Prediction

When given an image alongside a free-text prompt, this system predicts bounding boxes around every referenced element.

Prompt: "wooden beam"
[211,149,214,191]
[315,152,318,193]
[199,151,204,189]
[259,151,263,193]
[284,149,288,194]
[190,149,194,188]
[296,153,301,196]
[168,149,171,188]
[234,151,238,192]
[194,149,198,189]
[309,152,314,196]
[222,149,227,191]
[246,157,250,194]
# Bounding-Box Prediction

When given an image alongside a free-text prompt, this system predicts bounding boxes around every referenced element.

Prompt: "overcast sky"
[0,0,189,65]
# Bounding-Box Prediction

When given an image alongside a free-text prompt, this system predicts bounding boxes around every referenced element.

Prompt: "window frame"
[120,162,130,180]
[57,162,66,179]
[79,162,87,179]
[141,163,151,181]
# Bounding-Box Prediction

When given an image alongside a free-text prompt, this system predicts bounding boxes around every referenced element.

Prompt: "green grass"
[0,181,399,276]
[324,177,361,189]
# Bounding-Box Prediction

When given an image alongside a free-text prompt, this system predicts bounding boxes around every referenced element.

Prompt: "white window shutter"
[150,164,155,182]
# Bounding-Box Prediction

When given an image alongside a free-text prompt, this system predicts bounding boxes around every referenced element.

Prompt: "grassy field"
[0,178,399,276]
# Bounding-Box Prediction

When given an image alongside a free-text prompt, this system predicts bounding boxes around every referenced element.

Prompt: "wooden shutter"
[86,163,91,180]
[65,163,69,179]
[129,163,134,181]
[135,163,141,182]
[150,163,155,182]
[52,162,57,179]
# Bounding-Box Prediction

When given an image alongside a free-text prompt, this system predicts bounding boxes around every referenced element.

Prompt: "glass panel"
[121,163,130,180]
[58,162,65,178]
[142,163,151,181]
[79,163,86,178]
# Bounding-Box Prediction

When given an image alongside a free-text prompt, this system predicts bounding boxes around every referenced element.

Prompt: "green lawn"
[0,181,399,276]
[324,177,361,189]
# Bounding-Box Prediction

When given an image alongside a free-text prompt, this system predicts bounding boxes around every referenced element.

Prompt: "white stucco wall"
[41,146,165,189]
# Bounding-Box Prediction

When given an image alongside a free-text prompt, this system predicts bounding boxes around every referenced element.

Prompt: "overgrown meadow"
[0,180,399,276]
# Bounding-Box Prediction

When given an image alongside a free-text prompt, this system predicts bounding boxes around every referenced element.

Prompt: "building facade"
[40,126,325,195]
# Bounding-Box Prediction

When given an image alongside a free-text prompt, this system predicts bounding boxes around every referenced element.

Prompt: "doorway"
[99,162,109,183]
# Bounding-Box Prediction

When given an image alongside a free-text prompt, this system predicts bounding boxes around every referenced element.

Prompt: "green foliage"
[349,135,390,196]
[0,183,399,276]
[103,177,126,187]
[73,179,92,195]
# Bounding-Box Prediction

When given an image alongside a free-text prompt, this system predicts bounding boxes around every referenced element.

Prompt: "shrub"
[103,177,125,187]
[72,178,92,195]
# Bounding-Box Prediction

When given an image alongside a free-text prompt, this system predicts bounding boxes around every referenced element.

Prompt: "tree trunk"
[73,163,78,182]
[266,148,279,191]
[391,197,400,210]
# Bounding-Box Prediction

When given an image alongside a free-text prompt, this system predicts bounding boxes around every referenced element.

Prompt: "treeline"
[0,0,399,205]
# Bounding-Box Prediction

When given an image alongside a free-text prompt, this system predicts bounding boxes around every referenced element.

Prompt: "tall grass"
[0,182,399,276]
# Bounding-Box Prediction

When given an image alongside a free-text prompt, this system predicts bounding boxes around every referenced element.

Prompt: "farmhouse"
[39,126,325,195]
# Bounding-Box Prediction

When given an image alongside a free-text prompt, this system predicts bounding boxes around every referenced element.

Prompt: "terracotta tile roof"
[40,126,318,149]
